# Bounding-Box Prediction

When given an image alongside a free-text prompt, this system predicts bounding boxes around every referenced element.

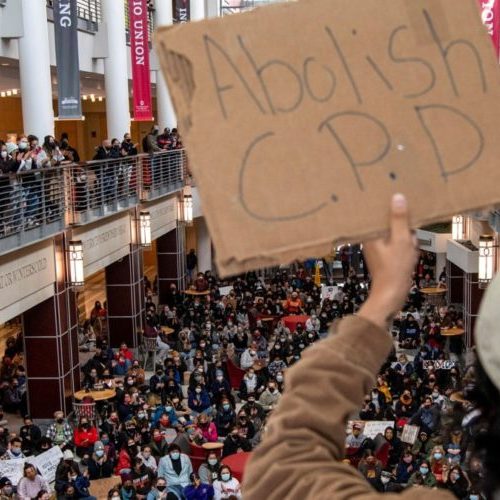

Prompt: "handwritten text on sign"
[155,0,500,276]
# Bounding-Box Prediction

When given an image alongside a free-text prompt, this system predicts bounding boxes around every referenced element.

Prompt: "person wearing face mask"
[213,465,242,500]
[158,444,193,498]
[215,398,236,437]
[239,368,265,401]
[147,429,169,460]
[121,133,139,156]
[46,411,73,450]
[222,426,252,458]
[146,477,173,500]
[429,445,447,483]
[408,459,437,488]
[0,143,16,235]
[198,452,222,485]
[87,441,113,480]
[444,465,471,499]
[1,437,24,460]
[137,445,158,474]
[210,370,231,407]
[188,385,212,417]
[240,344,259,370]
[409,395,441,435]
[107,487,121,500]
[394,452,416,484]
[0,477,14,499]
[64,463,96,500]
[258,381,281,412]
[19,415,42,456]
[74,418,98,458]
[115,439,137,476]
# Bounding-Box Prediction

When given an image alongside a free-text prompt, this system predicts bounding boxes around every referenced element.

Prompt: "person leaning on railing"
[0,142,17,236]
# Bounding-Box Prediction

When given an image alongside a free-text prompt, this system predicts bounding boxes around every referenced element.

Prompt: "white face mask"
[381,476,390,484]
[1,151,7,159]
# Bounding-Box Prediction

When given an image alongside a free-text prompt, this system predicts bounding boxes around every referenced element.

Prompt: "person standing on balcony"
[157,128,172,150]
[0,143,16,236]
[120,133,138,197]
[144,126,162,187]
[93,139,116,203]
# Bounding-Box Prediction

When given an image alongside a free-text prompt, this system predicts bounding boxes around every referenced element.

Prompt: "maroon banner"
[129,0,153,120]
[478,0,500,59]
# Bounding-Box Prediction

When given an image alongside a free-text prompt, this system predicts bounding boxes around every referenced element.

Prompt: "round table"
[74,388,116,401]
[420,287,447,307]
[202,442,224,451]
[184,289,210,296]
[450,391,468,404]
[440,327,465,337]
[161,326,174,335]
[222,452,252,482]
[283,315,310,332]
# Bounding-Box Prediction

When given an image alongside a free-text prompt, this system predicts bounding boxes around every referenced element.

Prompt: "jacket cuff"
[328,315,393,375]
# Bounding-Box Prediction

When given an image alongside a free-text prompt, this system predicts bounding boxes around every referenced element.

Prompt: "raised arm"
[242,194,452,500]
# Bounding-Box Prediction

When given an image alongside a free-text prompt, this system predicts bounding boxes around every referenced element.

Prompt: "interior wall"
[0,96,157,161]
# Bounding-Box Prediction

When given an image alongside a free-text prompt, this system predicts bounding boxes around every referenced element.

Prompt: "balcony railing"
[220,0,292,16]
[0,150,187,256]
[46,0,101,31]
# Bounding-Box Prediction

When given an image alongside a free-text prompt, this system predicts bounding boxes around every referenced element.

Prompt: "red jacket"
[115,448,132,474]
[73,426,98,447]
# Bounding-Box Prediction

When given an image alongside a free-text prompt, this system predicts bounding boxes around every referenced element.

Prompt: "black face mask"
[157,485,166,492]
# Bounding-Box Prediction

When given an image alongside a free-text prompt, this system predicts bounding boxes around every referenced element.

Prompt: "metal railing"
[66,149,186,224]
[220,0,293,16]
[46,0,101,31]
[0,166,66,249]
[0,149,187,255]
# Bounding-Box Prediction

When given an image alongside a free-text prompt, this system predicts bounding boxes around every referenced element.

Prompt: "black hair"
[468,361,500,498]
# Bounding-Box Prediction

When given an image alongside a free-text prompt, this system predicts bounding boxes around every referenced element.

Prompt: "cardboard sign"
[155,0,500,276]
[347,420,394,439]
[321,285,339,302]
[219,285,234,296]
[0,458,25,485]
[401,424,420,444]
[423,360,456,370]
[27,446,64,484]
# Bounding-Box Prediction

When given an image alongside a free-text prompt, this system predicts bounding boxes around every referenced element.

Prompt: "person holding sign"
[243,195,453,499]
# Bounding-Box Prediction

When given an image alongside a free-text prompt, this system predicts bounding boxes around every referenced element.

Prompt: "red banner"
[129,0,153,120]
[478,0,500,59]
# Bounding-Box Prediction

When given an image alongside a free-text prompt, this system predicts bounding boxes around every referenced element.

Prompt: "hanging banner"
[53,0,82,119]
[174,0,190,23]
[478,0,500,59]
[129,0,153,121]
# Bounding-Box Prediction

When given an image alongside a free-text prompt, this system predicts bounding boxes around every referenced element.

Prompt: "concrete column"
[196,217,212,273]
[206,0,221,18]
[18,0,54,139]
[102,0,130,139]
[190,0,206,21]
[154,0,177,130]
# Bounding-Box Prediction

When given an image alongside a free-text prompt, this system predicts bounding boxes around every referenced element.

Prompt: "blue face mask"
[433,453,443,461]
[170,452,180,460]
[221,472,231,482]
[469,496,479,500]
[420,466,429,475]
[165,406,173,413]
[223,404,231,411]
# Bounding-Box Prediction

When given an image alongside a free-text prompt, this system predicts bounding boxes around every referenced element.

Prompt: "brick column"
[446,261,464,306]
[105,245,144,348]
[157,224,186,304]
[23,235,80,419]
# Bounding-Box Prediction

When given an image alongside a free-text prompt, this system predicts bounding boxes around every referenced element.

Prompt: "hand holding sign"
[155,0,500,276]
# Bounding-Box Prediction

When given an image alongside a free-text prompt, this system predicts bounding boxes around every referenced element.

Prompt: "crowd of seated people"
[0,248,482,499]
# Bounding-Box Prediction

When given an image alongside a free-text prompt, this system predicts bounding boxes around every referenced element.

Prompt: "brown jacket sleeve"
[242,315,453,500]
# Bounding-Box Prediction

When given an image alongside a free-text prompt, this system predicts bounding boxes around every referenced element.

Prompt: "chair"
[225,359,245,390]
[73,398,97,422]
[189,442,208,474]
[142,336,158,370]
